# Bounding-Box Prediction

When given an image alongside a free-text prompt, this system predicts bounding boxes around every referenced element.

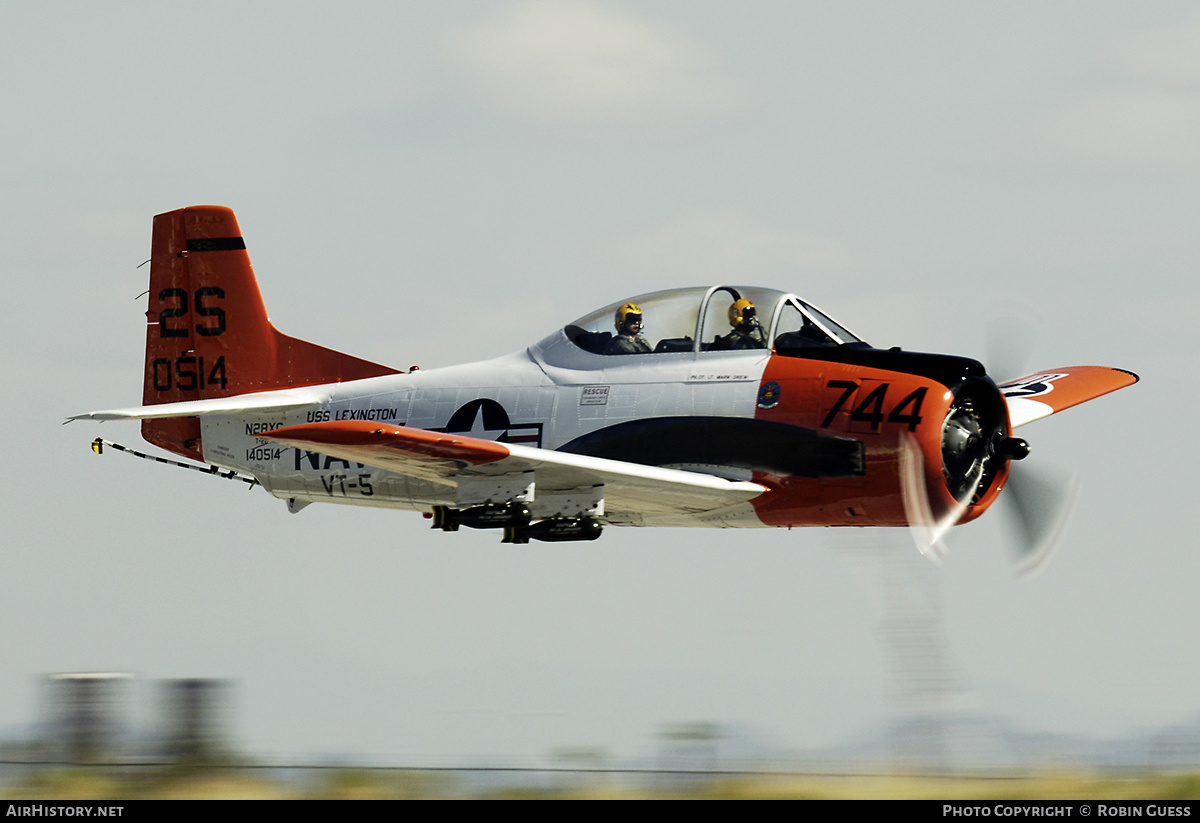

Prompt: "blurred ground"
[3,767,1199,800]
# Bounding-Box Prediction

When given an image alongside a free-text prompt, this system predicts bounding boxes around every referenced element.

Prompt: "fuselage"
[198,285,1008,529]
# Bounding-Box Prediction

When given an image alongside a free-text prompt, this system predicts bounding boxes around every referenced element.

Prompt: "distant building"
[40,672,136,763]
[159,678,233,763]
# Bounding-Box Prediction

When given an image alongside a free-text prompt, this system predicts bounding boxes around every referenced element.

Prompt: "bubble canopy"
[541,285,864,358]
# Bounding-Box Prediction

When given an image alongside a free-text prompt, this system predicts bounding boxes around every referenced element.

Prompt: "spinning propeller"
[900,322,1080,576]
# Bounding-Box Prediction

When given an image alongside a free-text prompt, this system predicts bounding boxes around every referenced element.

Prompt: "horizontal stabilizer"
[1000,366,1138,428]
[69,388,326,422]
[263,421,768,516]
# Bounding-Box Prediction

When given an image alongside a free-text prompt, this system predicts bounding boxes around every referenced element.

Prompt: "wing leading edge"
[68,388,326,422]
[262,420,768,518]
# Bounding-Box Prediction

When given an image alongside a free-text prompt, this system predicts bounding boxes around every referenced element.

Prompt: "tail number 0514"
[150,355,227,392]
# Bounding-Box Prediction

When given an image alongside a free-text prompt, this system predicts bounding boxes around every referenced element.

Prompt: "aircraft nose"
[940,378,1008,504]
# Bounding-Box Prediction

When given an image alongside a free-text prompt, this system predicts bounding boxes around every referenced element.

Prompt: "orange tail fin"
[142,205,399,460]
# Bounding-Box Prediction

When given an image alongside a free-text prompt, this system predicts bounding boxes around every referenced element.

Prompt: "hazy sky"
[2,1,1195,763]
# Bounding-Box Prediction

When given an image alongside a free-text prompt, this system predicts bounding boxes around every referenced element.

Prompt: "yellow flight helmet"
[729,298,756,327]
[614,302,643,331]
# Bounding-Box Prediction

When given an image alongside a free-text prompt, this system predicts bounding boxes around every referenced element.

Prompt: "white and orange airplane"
[73,206,1137,569]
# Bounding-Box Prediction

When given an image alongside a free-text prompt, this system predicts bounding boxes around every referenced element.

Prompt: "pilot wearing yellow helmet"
[605,302,652,355]
[713,298,766,350]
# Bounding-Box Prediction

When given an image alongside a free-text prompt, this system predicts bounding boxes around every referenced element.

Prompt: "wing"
[262,420,768,518]
[1000,366,1138,428]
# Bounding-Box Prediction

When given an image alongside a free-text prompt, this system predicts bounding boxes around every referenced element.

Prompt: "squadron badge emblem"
[757,381,781,409]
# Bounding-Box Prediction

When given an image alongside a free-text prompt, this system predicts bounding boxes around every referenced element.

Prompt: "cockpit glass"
[563,288,706,355]
[699,286,782,352]
[559,286,861,356]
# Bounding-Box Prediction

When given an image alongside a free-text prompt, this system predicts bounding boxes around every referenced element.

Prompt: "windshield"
[772,298,865,349]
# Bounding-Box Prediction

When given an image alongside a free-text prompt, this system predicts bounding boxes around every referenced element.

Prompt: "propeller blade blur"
[985,314,1041,384]
[1003,462,1079,578]
[899,433,963,565]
